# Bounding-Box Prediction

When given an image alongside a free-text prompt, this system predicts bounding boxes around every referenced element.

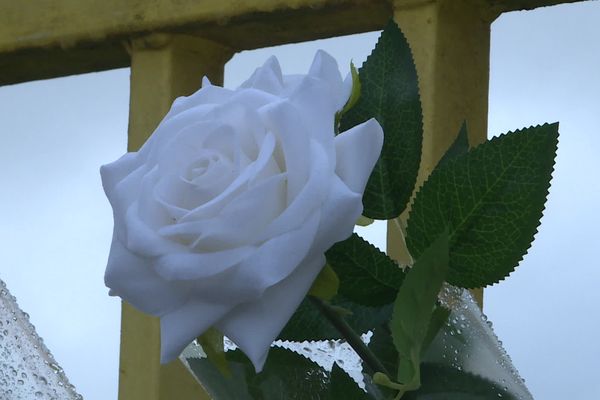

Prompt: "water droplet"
[17,379,24,385]
[35,392,43,398]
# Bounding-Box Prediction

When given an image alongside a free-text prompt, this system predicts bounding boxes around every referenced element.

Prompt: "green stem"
[309,296,390,376]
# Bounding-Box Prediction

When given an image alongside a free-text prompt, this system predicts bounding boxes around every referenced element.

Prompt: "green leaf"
[197,327,230,378]
[335,61,362,132]
[189,348,381,400]
[328,363,374,400]
[326,233,406,306]
[189,348,328,400]
[420,304,450,357]
[278,295,393,342]
[403,363,518,400]
[308,263,339,301]
[368,328,400,380]
[406,123,559,288]
[356,215,375,227]
[437,121,469,168]
[390,231,449,390]
[340,19,423,219]
[187,354,253,400]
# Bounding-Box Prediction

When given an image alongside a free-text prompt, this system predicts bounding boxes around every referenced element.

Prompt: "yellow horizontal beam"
[0,0,587,86]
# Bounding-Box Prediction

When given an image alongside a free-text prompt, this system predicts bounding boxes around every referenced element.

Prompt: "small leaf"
[308,263,340,301]
[407,123,559,288]
[335,62,362,132]
[197,327,230,378]
[437,121,469,168]
[356,215,375,227]
[340,19,423,219]
[326,233,406,306]
[390,231,449,390]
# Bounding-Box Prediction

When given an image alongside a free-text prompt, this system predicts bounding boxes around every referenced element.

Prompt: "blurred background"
[1,1,599,398]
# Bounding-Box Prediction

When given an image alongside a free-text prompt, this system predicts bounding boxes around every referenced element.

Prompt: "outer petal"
[160,298,230,363]
[196,210,321,305]
[307,50,347,110]
[313,174,363,252]
[153,246,256,281]
[240,56,284,95]
[216,254,326,371]
[287,76,337,169]
[105,236,190,316]
[167,82,233,119]
[100,152,141,196]
[335,118,384,194]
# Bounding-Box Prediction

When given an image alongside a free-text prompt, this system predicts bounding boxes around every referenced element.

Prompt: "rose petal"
[260,140,329,239]
[287,76,337,171]
[184,210,320,307]
[179,132,277,222]
[105,237,190,316]
[223,210,320,302]
[335,118,384,194]
[153,246,256,281]
[100,152,140,196]
[167,83,233,119]
[160,298,230,363]
[216,254,326,371]
[125,201,189,257]
[240,56,284,95]
[258,100,310,202]
[143,103,219,163]
[313,174,363,251]
[156,120,224,176]
[158,173,286,250]
[308,50,347,110]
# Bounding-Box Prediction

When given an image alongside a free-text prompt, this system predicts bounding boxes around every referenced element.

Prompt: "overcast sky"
[1,2,599,399]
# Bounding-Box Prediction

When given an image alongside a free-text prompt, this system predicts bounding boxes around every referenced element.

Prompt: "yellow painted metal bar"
[0,0,588,85]
[0,0,583,54]
[389,0,495,306]
[121,33,232,400]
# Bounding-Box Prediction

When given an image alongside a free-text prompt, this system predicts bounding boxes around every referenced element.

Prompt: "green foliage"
[328,363,373,400]
[308,263,340,301]
[419,305,450,357]
[197,327,230,378]
[188,348,381,400]
[278,295,393,342]
[390,232,449,393]
[189,348,327,400]
[335,62,362,132]
[340,19,423,219]
[368,328,400,380]
[326,233,406,306]
[437,121,470,167]
[407,123,559,288]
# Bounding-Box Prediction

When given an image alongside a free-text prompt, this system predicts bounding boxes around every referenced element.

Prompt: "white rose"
[101,50,383,371]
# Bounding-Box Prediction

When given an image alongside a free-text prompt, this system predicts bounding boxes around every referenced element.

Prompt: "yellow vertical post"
[120,33,232,400]
[389,0,495,306]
